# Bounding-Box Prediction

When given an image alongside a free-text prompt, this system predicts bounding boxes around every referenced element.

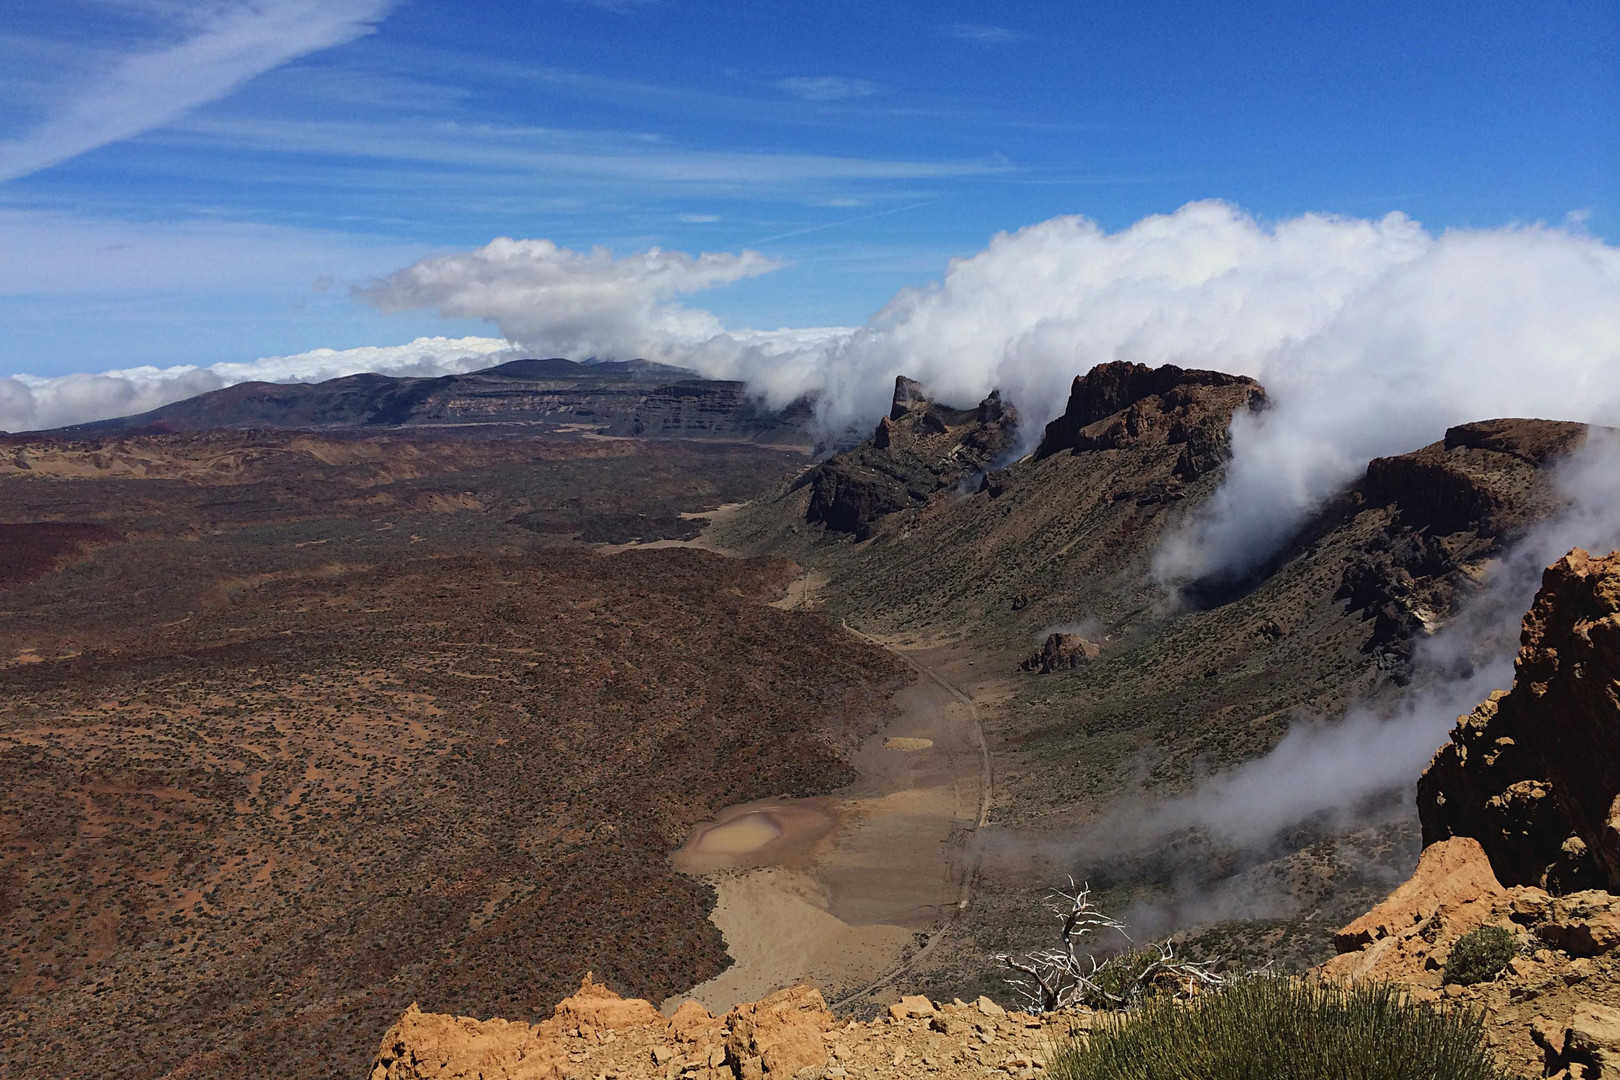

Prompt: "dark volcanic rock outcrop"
[1419,548,1620,893]
[804,377,1018,538]
[1328,419,1589,671]
[1019,632,1101,674]
[1033,361,1265,479]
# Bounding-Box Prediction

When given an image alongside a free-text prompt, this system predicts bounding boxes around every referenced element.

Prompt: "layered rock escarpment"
[43,357,815,443]
[1032,360,1265,479]
[804,377,1019,538]
[1419,549,1620,893]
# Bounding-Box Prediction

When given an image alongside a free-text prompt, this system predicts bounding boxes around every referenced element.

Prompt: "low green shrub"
[1075,949,1180,1010]
[1049,977,1506,1080]
[1445,926,1517,985]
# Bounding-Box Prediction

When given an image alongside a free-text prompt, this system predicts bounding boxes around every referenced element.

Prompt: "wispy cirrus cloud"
[777,76,883,102]
[165,115,1009,187]
[0,0,395,182]
[943,23,1028,44]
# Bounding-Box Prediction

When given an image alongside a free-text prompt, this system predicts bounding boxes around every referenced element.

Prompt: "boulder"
[724,984,833,1079]
[369,1003,562,1080]
[1320,837,1516,985]
[1540,891,1620,957]
[888,994,935,1020]
[1565,1003,1620,1076]
[667,998,718,1041]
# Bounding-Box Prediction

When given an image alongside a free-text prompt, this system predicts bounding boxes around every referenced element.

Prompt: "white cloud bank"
[12,202,1619,586]
[363,203,1618,588]
[0,336,511,433]
[0,0,395,182]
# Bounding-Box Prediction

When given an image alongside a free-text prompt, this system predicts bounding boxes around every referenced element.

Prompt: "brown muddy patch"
[671,799,841,875]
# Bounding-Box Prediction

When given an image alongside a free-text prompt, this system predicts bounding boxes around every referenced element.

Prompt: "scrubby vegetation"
[996,884,1224,1012]
[1445,925,1518,986]
[1049,977,1507,1080]
[0,430,896,1080]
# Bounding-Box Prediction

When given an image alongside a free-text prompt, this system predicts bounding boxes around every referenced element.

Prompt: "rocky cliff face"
[1032,361,1264,479]
[804,377,1019,538]
[1419,549,1620,893]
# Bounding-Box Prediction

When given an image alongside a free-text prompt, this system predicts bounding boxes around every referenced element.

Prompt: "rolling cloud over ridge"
[9,201,1619,591]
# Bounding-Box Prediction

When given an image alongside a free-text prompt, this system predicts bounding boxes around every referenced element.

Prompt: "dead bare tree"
[992,880,1228,1013]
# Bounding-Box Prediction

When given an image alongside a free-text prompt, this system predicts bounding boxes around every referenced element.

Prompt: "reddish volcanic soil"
[0,429,905,1080]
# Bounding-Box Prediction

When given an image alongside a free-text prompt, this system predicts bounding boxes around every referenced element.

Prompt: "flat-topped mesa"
[1032,361,1265,477]
[805,376,1018,539]
[1418,548,1620,894]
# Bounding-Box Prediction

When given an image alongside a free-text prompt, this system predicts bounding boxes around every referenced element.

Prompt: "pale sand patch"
[770,569,829,611]
[668,670,983,1013]
[671,868,913,1015]
[671,799,839,876]
[694,812,782,854]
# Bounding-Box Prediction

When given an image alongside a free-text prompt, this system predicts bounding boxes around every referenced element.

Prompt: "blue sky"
[0,0,1614,378]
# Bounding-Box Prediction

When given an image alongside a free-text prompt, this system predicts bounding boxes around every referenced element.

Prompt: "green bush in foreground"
[1445,925,1518,986]
[1049,977,1507,1080]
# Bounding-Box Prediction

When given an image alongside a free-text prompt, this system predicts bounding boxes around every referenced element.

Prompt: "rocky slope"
[34,358,813,444]
[1419,549,1620,894]
[713,359,1598,994]
[1327,548,1620,1078]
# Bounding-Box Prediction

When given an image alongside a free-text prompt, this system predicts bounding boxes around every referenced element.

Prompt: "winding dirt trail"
[826,623,993,1011]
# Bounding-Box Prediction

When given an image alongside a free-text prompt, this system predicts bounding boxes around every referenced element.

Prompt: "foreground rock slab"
[370,977,1089,1080]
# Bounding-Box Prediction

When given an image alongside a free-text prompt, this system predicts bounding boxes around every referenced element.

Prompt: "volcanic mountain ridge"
[29,356,812,443]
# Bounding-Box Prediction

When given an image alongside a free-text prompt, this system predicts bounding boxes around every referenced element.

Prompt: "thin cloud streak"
[777,76,884,102]
[943,24,1029,44]
[748,200,942,245]
[167,116,1010,185]
[0,0,395,182]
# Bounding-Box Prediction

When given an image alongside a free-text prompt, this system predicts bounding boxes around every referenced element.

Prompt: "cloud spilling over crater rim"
[362,201,1620,582]
[8,200,1619,588]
